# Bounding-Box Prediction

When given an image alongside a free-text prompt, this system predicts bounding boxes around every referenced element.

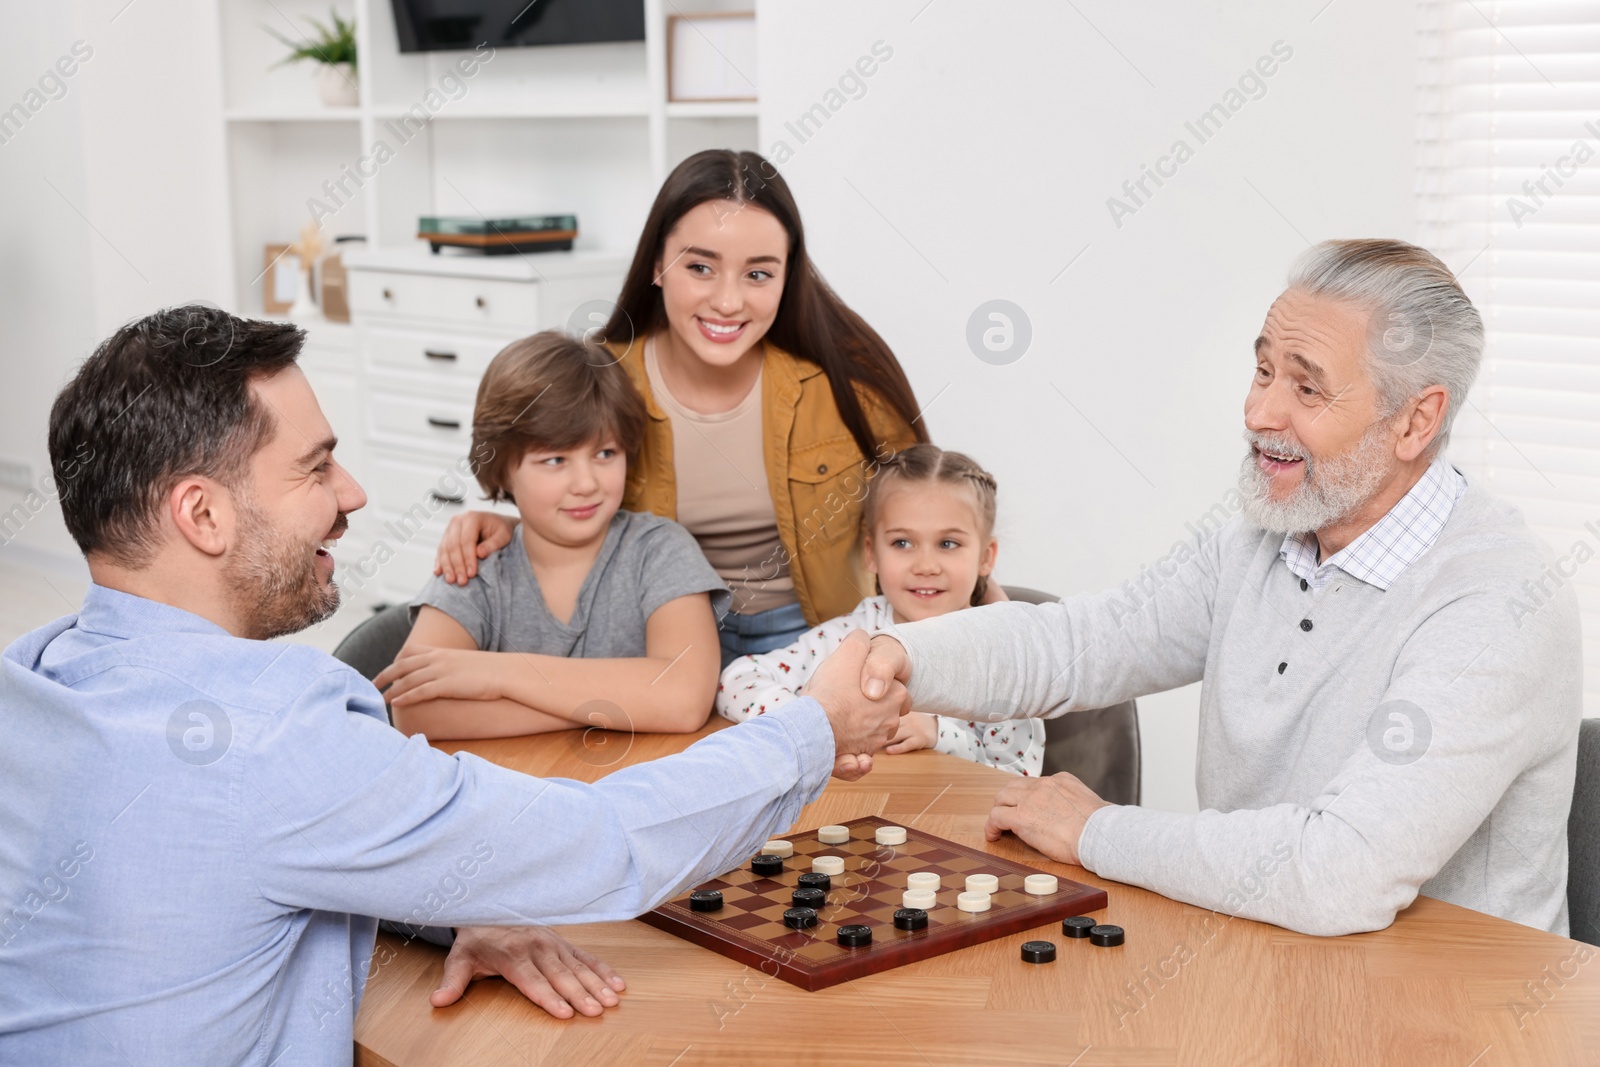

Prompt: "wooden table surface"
[354,721,1600,1066]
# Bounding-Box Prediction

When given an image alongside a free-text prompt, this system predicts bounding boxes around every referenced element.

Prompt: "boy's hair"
[471,331,648,503]
[862,443,999,607]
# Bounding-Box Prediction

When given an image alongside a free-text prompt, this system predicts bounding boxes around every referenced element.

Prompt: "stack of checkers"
[640,816,1112,991]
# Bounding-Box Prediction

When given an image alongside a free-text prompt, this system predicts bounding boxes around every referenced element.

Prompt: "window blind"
[1417,0,1600,713]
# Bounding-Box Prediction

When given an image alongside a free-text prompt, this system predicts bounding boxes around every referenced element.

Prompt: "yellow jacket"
[616,339,919,626]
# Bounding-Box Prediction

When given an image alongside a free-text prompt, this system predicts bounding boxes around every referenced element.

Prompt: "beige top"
[643,338,795,615]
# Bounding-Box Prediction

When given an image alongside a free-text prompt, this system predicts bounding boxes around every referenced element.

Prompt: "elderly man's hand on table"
[432,926,626,1018]
[984,772,1111,866]
[802,629,909,781]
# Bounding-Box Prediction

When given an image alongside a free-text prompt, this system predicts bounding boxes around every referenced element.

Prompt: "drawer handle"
[474,296,487,309]
[382,288,394,300]
[429,491,465,506]
[423,349,458,362]
[426,417,461,430]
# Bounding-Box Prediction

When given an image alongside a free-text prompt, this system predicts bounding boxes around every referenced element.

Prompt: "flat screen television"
[391,0,645,53]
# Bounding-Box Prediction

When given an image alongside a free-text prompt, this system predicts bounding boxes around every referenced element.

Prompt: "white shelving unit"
[213,0,759,315]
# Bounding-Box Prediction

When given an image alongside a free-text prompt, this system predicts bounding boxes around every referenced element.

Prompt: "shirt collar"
[1279,458,1467,592]
[74,583,233,641]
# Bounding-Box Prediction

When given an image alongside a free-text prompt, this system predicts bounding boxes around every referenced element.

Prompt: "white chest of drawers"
[338,246,627,604]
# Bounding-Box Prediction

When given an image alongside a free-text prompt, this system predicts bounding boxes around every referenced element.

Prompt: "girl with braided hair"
[716,444,1044,776]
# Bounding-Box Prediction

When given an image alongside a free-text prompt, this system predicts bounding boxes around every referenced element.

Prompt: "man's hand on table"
[803,629,908,781]
[431,926,626,1018]
[984,772,1110,867]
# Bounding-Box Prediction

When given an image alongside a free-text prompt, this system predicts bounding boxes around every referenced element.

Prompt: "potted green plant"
[266,9,358,108]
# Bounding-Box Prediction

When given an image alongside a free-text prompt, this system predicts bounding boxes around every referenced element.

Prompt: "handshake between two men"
[800,629,913,782]
[806,629,1109,869]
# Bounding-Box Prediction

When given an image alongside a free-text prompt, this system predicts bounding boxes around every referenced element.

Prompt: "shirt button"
[1300,579,1309,591]
[1299,619,1313,632]
[1278,662,1287,674]
[817,463,828,474]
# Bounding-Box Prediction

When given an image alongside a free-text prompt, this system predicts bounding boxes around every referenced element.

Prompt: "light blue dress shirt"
[0,584,835,1066]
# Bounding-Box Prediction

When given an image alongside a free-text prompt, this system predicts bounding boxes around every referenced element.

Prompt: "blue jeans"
[718,601,810,670]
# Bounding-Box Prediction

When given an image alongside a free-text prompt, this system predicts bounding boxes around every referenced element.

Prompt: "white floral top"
[715,596,1045,777]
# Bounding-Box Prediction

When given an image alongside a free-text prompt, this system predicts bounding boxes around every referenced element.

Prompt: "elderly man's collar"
[1279,457,1467,592]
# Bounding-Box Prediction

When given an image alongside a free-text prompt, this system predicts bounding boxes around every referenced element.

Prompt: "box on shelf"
[417,215,578,255]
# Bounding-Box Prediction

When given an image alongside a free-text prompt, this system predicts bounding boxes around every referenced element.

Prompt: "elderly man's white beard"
[1237,419,1396,536]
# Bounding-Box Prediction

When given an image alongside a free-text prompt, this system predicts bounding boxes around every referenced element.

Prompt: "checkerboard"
[638,816,1108,991]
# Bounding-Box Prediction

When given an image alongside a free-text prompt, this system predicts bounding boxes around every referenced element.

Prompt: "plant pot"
[315,63,358,107]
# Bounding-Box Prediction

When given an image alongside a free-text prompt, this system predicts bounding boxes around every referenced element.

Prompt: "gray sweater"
[894,481,1583,936]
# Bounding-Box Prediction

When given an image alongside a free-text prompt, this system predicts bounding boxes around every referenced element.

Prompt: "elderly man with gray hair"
[862,239,1582,937]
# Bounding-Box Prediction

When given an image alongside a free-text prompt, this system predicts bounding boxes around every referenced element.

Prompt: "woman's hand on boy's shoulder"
[434,510,518,585]
[376,646,505,707]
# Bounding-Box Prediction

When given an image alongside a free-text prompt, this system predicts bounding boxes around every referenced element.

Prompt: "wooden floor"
[354,725,1600,1067]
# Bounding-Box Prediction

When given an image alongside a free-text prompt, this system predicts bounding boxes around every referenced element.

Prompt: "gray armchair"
[1003,585,1142,806]
[331,603,414,681]
[331,604,414,724]
[1570,717,1600,946]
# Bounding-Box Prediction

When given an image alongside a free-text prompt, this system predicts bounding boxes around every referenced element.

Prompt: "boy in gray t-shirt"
[375,331,730,740]
[411,514,729,658]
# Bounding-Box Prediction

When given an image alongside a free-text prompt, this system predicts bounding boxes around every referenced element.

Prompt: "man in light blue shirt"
[0,306,906,1065]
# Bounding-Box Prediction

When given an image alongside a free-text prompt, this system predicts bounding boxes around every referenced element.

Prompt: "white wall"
[0,3,98,572]
[0,0,228,568]
[756,0,1420,813]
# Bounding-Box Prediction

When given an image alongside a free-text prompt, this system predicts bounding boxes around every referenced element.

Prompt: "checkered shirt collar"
[1279,458,1467,592]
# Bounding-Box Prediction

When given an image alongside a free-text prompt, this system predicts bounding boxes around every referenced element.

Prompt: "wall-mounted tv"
[391,0,646,53]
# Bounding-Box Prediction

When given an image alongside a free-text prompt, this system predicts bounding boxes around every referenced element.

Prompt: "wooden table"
[354,721,1600,1066]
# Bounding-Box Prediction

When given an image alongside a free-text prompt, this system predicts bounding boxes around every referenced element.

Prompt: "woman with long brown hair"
[433,149,929,664]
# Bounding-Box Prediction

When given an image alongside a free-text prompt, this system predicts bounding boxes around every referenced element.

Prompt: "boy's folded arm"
[381,607,588,738]
[390,605,484,662]
[492,593,723,734]
[392,696,575,740]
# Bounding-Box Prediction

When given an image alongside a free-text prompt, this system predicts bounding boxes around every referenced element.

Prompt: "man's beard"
[1237,418,1396,536]
[225,494,344,641]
